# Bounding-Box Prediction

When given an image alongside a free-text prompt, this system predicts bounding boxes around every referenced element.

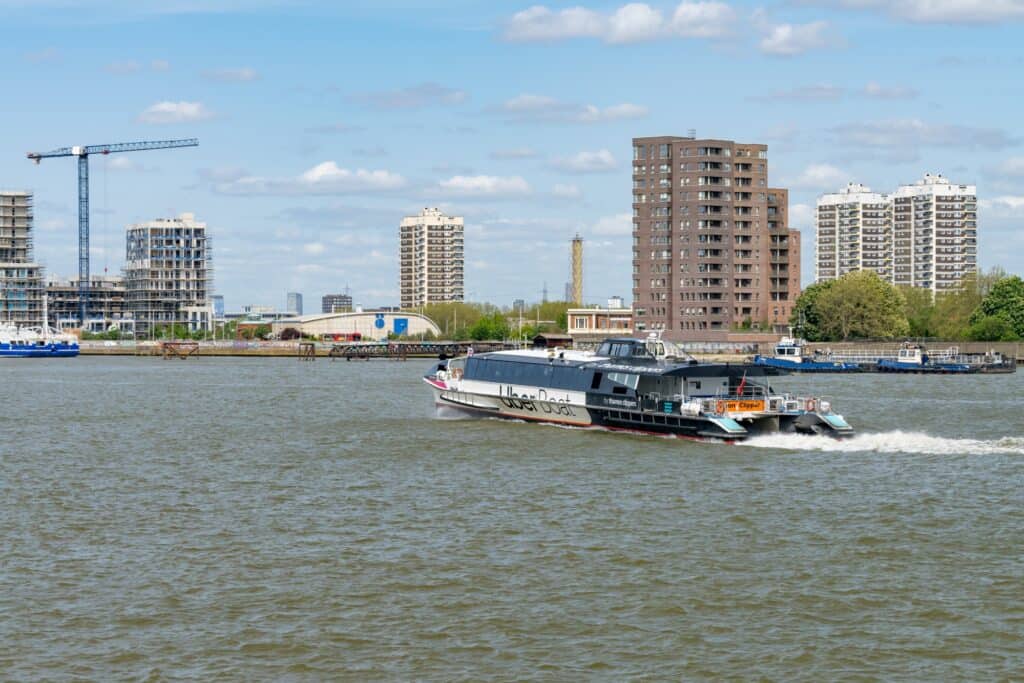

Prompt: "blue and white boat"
[0,322,80,358]
[876,344,973,374]
[752,337,861,373]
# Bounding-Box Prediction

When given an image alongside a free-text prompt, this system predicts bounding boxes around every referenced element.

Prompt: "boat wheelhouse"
[424,336,852,441]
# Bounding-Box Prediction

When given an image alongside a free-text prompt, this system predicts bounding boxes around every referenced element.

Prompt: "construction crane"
[27,138,199,326]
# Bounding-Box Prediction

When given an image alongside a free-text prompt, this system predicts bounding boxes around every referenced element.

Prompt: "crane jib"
[25,138,199,326]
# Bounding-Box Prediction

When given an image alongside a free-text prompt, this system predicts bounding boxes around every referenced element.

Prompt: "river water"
[2,357,1022,680]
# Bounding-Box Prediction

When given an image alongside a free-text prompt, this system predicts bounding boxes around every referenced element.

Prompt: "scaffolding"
[124,213,213,338]
[0,191,45,327]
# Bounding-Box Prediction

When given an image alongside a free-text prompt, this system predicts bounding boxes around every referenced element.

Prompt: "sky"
[1,0,1023,312]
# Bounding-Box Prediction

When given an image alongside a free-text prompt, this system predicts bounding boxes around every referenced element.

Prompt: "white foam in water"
[743,430,1024,455]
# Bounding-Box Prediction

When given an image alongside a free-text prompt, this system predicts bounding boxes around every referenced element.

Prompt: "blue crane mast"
[27,139,199,326]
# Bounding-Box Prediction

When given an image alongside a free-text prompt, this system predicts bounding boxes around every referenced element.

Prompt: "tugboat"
[752,337,861,373]
[876,343,973,374]
[424,335,853,441]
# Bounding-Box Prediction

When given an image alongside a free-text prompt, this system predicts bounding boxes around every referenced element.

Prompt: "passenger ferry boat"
[424,336,853,441]
[0,322,80,358]
[752,337,861,373]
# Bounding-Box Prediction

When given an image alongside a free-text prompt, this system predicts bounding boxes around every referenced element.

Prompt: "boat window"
[597,342,612,356]
[590,372,603,390]
[632,344,650,357]
[607,372,639,389]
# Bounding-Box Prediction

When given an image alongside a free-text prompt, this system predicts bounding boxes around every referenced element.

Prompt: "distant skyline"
[2,0,1022,309]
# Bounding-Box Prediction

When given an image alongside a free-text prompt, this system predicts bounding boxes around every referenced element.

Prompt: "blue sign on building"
[393,318,408,335]
[374,313,385,329]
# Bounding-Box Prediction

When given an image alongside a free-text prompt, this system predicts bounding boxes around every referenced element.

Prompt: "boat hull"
[752,355,861,373]
[428,381,852,441]
[0,343,80,358]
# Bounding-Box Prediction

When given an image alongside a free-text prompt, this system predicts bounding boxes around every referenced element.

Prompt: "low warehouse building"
[271,310,441,341]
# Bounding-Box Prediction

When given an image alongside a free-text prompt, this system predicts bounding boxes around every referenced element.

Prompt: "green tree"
[931,270,1011,340]
[789,280,834,341]
[967,315,1019,342]
[467,311,510,340]
[815,270,909,340]
[970,275,1024,337]
[900,286,936,337]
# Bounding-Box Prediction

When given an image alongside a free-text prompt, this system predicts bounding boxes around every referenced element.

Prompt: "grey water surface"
[2,357,1022,680]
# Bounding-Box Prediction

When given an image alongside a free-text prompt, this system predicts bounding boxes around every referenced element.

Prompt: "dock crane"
[27,138,199,326]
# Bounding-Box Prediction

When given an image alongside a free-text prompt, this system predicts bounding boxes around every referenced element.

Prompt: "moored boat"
[424,335,853,441]
[752,337,861,373]
[0,322,80,358]
[875,344,973,374]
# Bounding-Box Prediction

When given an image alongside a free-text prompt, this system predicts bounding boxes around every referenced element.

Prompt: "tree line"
[405,300,571,341]
[792,269,1024,342]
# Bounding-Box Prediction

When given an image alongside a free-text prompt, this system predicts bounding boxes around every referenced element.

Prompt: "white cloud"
[607,3,664,43]
[671,1,735,37]
[490,147,539,160]
[784,164,850,190]
[550,149,618,173]
[213,161,407,195]
[437,175,531,197]
[504,2,735,43]
[980,196,1024,213]
[551,183,583,199]
[138,100,214,124]
[202,67,259,82]
[831,119,1017,150]
[504,5,605,41]
[151,59,170,71]
[303,242,326,255]
[752,84,844,101]
[106,156,155,172]
[863,81,917,99]
[591,213,633,236]
[494,93,647,123]
[351,82,467,109]
[759,20,832,56]
[832,0,1024,23]
[789,203,815,228]
[992,156,1024,176]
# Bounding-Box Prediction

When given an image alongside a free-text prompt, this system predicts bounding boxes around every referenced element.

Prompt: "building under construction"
[124,212,213,336]
[0,190,45,327]
[46,274,129,331]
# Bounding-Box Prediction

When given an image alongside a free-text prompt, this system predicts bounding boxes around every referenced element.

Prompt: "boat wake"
[743,430,1024,455]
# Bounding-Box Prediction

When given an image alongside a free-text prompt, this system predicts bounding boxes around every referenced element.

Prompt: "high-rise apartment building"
[287,291,303,315]
[124,212,213,335]
[400,207,464,309]
[322,293,353,313]
[816,183,892,282]
[815,174,976,295]
[0,190,45,327]
[893,174,976,293]
[631,136,800,341]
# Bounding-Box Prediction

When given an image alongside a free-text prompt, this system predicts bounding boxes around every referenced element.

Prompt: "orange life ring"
[716,400,726,414]
[452,368,463,380]
[805,398,817,412]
